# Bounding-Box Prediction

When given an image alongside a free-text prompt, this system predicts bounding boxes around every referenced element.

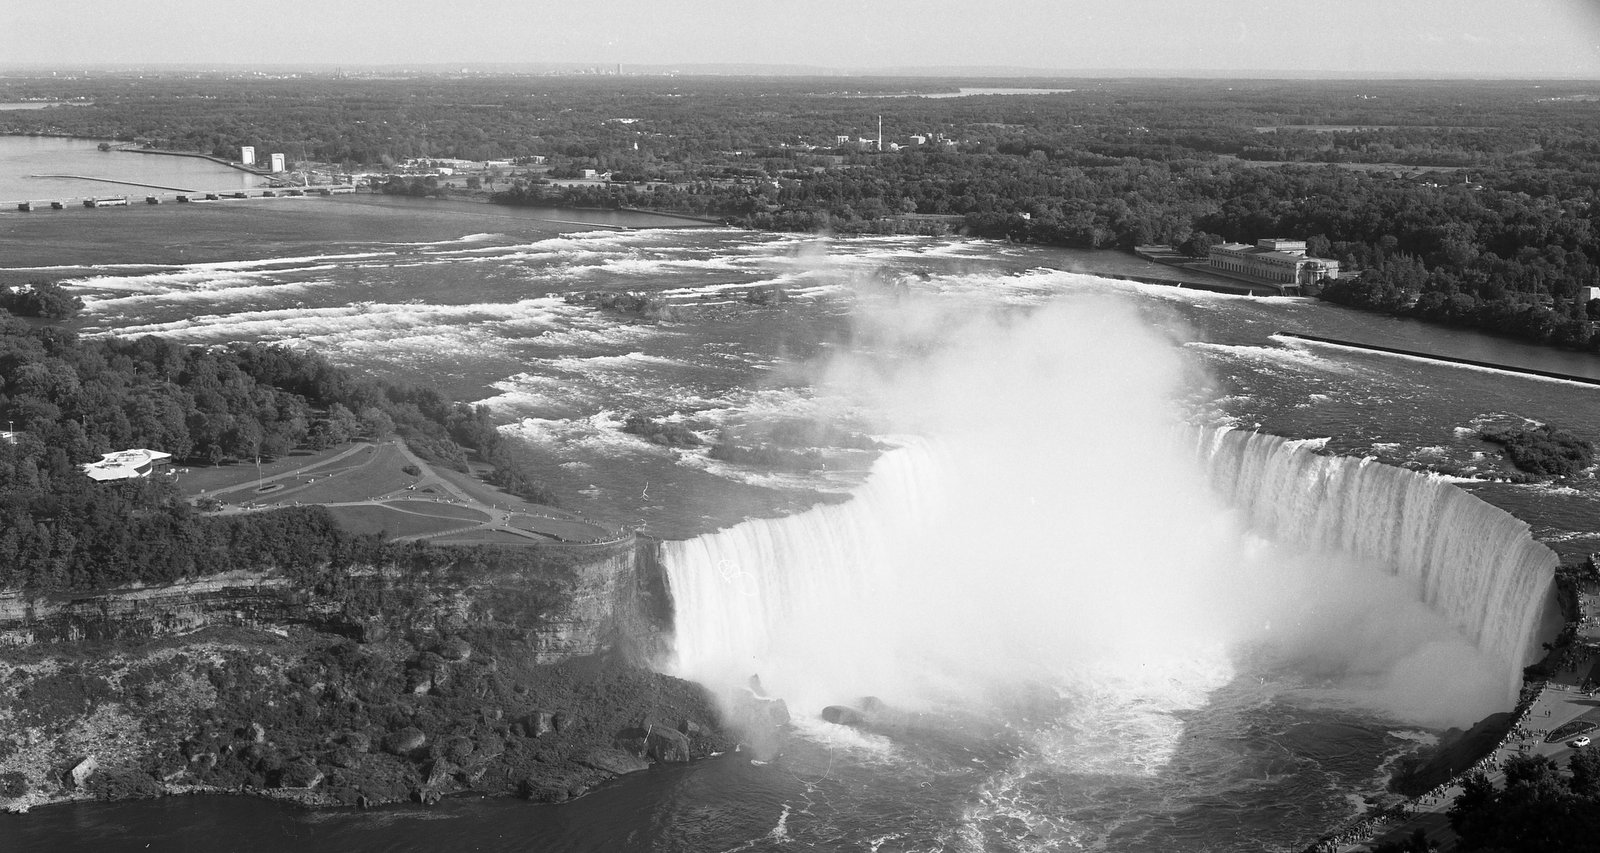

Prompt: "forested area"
[1443,751,1600,851]
[0,313,546,591]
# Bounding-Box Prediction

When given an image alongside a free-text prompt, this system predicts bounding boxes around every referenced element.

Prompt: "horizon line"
[1,62,1599,83]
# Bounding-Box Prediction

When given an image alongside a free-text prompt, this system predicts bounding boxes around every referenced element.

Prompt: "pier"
[5,184,357,214]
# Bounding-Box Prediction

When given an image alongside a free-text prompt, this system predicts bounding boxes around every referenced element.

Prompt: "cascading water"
[664,426,1559,721]
[663,439,953,713]
[1198,426,1560,699]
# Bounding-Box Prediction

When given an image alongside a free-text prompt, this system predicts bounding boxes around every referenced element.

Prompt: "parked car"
[1569,736,1591,749]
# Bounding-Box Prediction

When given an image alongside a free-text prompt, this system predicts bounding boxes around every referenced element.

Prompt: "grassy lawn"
[433,529,549,545]
[179,445,362,495]
[255,444,417,505]
[324,505,478,538]
[507,513,615,541]
[386,500,489,522]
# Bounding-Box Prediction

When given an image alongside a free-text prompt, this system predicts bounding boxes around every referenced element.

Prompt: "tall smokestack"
[878,115,883,152]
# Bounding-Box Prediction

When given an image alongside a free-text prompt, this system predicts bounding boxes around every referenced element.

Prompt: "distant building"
[82,449,172,482]
[1208,238,1341,287]
[270,152,286,173]
[0,430,18,445]
[241,146,256,166]
[1580,285,1600,303]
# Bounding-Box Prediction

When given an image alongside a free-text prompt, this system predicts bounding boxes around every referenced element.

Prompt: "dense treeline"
[0,316,550,591]
[1445,751,1600,851]
[0,281,84,319]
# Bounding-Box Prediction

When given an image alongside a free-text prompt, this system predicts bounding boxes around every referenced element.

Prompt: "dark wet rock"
[645,725,690,763]
[437,638,473,662]
[731,689,791,728]
[383,727,427,757]
[581,747,650,776]
[517,711,555,738]
[276,758,323,789]
[822,705,866,726]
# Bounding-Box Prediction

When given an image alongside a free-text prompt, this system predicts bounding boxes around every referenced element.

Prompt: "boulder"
[69,756,97,789]
[645,725,691,763]
[328,746,360,769]
[581,748,650,776]
[518,711,555,738]
[276,758,323,789]
[821,705,865,727]
[437,638,473,662]
[443,736,475,762]
[343,731,372,753]
[383,727,427,757]
[731,689,791,728]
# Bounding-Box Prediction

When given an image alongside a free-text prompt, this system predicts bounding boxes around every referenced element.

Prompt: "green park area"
[181,439,617,545]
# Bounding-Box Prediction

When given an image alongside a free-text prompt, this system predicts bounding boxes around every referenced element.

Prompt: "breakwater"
[1280,332,1600,386]
[29,174,195,192]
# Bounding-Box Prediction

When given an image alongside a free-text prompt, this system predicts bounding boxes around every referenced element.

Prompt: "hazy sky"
[4,0,1599,76]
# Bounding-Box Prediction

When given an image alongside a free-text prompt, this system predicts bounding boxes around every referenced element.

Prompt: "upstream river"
[0,135,267,203]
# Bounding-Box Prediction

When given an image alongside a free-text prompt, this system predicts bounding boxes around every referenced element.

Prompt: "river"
[0,135,267,204]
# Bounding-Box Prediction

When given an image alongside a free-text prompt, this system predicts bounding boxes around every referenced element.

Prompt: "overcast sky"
[4,0,1599,77]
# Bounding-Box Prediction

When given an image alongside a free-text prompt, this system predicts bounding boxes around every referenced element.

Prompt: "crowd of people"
[1299,682,1552,853]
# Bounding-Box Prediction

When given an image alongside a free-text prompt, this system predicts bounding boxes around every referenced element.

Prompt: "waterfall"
[663,440,949,711]
[1198,427,1559,693]
[663,428,1558,716]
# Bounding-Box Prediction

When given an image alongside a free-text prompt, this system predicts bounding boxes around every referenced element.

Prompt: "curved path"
[204,439,625,546]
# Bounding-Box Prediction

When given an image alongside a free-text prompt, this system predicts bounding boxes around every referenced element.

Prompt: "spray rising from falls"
[664,430,1558,725]
[662,294,1559,730]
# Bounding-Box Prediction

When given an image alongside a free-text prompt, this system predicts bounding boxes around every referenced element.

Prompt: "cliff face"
[0,537,727,814]
[0,538,670,662]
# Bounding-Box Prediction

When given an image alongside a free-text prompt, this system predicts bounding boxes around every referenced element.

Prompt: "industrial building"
[1208,239,1341,287]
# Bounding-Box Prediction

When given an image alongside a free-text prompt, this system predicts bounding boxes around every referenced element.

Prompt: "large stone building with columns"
[1208,238,1341,288]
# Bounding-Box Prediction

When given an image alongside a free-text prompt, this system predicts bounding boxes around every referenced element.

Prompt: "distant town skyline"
[4,0,1600,78]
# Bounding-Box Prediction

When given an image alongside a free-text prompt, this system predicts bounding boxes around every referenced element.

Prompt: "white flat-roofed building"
[82,449,173,482]
[1209,238,1340,287]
